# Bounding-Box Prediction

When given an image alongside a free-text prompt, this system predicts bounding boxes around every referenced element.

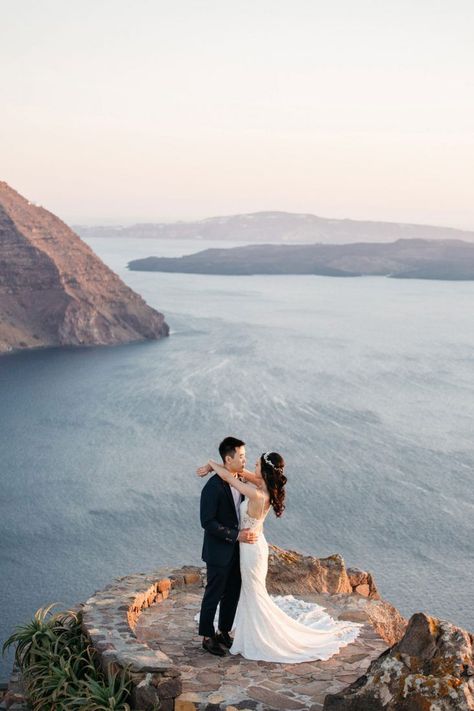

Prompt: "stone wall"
[81,566,203,711]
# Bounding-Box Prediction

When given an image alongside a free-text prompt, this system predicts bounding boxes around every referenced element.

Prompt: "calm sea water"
[1,237,473,681]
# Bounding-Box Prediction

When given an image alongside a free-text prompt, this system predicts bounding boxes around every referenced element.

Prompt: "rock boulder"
[324,612,474,710]
[267,545,379,598]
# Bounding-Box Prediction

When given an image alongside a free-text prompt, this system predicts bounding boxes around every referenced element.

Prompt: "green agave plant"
[2,604,133,711]
[70,669,132,710]
[2,603,63,667]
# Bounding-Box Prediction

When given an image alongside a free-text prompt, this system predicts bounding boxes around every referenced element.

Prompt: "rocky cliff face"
[0,182,168,354]
[324,612,474,710]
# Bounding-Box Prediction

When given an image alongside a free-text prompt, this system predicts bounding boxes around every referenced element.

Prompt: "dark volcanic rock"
[323,612,474,710]
[128,245,360,276]
[0,182,169,354]
[128,238,474,280]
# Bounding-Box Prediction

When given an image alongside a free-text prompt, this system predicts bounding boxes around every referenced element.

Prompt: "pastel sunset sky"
[2,0,473,227]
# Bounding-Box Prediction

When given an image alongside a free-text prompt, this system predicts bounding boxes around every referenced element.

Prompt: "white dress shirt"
[231,483,241,523]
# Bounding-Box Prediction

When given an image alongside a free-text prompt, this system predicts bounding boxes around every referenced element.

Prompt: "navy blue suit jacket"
[200,474,242,566]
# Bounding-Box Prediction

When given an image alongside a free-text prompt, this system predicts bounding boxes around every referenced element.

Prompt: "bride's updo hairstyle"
[260,452,287,517]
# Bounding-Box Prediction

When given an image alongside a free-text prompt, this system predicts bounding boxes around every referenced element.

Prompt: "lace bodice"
[240,497,270,532]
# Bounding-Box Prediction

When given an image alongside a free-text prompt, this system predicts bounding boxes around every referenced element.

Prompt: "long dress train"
[229,498,362,663]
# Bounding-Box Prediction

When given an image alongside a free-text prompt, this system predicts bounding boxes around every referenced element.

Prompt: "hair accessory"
[263,452,275,468]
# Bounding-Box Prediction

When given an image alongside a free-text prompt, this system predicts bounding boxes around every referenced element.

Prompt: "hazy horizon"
[2,1,474,229]
[70,210,474,233]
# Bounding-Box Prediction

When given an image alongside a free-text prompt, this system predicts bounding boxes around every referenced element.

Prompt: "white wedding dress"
[229,498,362,663]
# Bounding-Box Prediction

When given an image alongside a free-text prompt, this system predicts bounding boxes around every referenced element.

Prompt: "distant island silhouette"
[75,210,474,245]
[128,238,474,281]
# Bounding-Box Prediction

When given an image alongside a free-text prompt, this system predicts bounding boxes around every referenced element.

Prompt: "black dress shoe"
[202,636,227,656]
[215,631,233,649]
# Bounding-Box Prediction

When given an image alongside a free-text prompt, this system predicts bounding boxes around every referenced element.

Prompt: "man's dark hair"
[219,436,245,463]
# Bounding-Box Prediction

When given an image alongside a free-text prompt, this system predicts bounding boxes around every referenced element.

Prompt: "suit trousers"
[198,550,241,637]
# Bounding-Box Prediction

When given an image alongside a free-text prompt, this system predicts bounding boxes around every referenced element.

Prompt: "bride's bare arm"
[240,468,261,485]
[196,462,213,477]
[208,460,261,501]
[196,463,261,486]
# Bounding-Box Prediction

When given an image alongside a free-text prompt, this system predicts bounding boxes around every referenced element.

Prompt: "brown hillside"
[0,182,168,354]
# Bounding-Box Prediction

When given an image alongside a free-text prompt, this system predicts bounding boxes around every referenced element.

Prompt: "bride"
[198,451,362,663]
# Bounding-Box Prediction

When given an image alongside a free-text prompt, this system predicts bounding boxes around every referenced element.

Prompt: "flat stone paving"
[135,588,389,711]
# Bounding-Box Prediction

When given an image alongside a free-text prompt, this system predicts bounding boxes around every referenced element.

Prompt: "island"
[128,238,474,280]
[75,210,474,246]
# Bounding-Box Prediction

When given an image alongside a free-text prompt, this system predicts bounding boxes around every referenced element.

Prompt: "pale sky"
[1,0,474,228]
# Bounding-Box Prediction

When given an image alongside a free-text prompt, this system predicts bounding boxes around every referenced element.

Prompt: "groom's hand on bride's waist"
[238,528,258,544]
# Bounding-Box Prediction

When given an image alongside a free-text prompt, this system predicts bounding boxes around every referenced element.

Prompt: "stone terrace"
[4,552,403,710]
[80,559,394,710]
[135,582,388,711]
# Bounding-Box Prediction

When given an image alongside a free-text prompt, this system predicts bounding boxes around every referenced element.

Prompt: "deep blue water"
[1,237,473,681]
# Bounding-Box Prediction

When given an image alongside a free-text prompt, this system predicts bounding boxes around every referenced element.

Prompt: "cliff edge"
[0,182,169,354]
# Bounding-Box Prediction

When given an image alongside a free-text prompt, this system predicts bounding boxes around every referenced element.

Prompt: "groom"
[198,436,258,656]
